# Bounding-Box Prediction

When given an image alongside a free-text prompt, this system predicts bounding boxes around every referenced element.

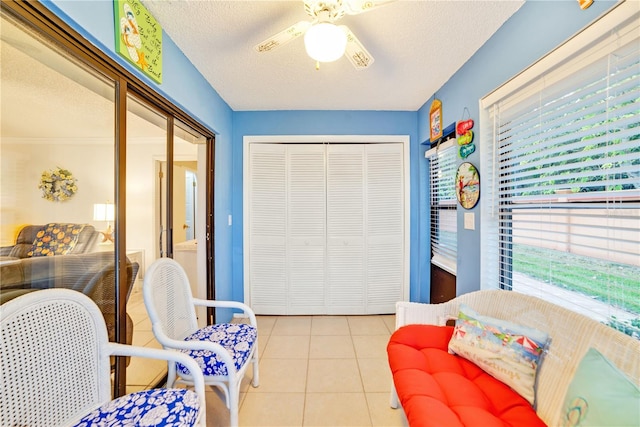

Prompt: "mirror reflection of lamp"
[93,203,115,243]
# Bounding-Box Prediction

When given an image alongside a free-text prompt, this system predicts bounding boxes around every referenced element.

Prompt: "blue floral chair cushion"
[73,388,200,427]
[177,323,257,377]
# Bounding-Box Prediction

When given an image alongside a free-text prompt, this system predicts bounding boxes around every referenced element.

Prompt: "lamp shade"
[93,203,115,222]
[304,23,347,63]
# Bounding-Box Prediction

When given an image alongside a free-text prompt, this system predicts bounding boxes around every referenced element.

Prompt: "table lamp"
[93,203,115,243]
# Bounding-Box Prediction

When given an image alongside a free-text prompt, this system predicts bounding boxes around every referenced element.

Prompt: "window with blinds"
[480,2,639,339]
[426,139,458,275]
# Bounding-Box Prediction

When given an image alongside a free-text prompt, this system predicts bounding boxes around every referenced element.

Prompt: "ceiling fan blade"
[341,26,374,70]
[343,0,397,15]
[254,21,311,53]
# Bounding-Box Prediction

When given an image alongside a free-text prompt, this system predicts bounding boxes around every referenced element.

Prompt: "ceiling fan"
[254,0,396,70]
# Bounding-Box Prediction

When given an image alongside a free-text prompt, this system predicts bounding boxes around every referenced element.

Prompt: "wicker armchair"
[143,257,260,427]
[0,288,206,426]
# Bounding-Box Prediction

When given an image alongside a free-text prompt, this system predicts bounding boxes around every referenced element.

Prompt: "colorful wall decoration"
[456,162,480,209]
[114,0,162,83]
[457,118,475,159]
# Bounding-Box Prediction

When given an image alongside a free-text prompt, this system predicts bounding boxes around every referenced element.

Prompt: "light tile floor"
[125,276,638,425]
[125,290,408,426]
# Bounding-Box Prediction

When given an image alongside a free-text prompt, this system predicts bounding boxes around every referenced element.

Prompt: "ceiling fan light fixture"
[304,22,347,63]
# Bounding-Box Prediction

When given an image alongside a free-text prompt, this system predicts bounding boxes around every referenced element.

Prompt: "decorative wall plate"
[456,162,480,209]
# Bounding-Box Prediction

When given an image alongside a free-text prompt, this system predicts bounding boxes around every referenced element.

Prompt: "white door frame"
[243,135,411,307]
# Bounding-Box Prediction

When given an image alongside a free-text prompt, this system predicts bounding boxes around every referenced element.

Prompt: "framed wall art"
[429,98,443,142]
[114,0,163,83]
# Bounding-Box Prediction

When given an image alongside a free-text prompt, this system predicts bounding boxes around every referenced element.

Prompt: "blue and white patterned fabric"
[177,323,257,377]
[73,388,200,427]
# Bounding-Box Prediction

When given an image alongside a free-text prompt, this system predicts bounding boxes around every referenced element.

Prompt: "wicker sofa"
[388,290,640,427]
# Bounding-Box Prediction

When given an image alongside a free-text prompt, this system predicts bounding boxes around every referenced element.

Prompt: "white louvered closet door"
[287,144,327,314]
[327,144,365,313]
[365,143,404,313]
[248,143,287,314]
[248,142,404,315]
[326,143,404,314]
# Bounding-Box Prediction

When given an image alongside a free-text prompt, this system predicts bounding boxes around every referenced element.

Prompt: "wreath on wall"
[38,167,78,202]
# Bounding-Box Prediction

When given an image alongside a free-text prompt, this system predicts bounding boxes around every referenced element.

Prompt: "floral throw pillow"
[28,223,85,257]
[448,304,550,405]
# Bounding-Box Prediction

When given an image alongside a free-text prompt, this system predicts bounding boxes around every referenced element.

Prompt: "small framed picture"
[429,99,443,142]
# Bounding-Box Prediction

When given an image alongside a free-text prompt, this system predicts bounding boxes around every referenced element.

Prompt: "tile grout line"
[350,318,376,427]
[302,316,313,426]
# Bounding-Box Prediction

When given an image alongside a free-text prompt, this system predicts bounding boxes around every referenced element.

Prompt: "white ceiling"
[1,0,525,142]
[141,0,524,111]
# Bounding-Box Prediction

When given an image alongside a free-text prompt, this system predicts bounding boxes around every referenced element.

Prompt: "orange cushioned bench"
[387,324,546,427]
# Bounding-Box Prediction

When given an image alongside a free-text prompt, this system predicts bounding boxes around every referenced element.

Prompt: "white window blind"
[481,2,639,338]
[426,138,457,275]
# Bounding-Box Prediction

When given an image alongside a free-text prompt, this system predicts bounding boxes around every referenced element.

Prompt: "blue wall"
[416,0,617,297]
[232,111,422,303]
[43,0,617,318]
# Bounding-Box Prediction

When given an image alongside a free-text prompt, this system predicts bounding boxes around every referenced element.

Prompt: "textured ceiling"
[141,0,524,111]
